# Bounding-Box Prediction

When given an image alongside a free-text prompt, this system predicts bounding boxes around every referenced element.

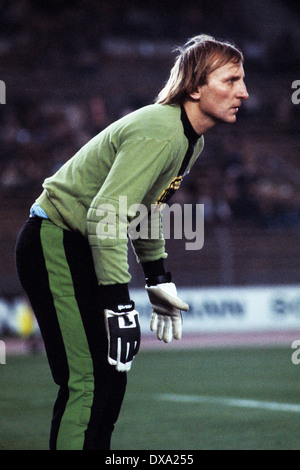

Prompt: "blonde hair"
[156,34,244,105]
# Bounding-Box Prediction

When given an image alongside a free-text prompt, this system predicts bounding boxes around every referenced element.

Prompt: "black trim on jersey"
[178,105,201,176]
[154,106,202,207]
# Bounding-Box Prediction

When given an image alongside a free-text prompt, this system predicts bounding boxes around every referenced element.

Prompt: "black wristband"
[99,283,131,310]
[142,258,166,279]
[146,271,172,287]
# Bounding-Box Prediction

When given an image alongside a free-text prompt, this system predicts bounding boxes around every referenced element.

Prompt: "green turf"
[0,346,299,450]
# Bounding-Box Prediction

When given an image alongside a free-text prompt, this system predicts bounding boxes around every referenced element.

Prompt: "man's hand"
[104,301,140,372]
[146,282,189,343]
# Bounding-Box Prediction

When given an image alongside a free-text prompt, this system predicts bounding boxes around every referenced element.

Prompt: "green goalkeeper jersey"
[36,103,204,285]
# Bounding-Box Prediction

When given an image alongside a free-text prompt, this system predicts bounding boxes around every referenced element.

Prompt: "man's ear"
[188,86,201,101]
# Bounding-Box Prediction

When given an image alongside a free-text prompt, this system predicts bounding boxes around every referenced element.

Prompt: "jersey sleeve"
[86,137,173,285]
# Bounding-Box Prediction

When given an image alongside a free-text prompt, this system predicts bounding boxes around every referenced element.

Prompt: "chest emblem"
[154,176,183,210]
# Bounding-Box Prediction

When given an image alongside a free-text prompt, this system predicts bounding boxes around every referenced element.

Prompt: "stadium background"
[0,0,300,451]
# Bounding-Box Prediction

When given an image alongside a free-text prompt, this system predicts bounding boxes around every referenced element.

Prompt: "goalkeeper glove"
[145,273,189,343]
[104,301,140,372]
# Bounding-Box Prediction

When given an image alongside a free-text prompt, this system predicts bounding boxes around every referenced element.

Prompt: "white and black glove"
[104,301,140,372]
[145,273,189,343]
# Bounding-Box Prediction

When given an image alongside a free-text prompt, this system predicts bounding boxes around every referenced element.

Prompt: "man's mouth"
[232,103,241,111]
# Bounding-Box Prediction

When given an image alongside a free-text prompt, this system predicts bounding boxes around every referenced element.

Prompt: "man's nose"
[238,82,249,100]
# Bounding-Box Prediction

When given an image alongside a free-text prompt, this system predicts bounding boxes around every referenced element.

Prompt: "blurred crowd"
[1,0,300,229]
[178,142,300,230]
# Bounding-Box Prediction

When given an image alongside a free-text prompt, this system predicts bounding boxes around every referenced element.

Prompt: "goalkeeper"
[15,34,248,450]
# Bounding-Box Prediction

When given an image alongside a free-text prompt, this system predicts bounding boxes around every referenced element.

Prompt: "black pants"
[15,217,127,450]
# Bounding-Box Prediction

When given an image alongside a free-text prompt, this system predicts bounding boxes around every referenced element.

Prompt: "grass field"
[0,345,299,450]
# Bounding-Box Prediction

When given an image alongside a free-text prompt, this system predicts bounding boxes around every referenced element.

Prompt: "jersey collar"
[180,105,201,145]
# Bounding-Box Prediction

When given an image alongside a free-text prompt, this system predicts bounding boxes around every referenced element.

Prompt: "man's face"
[195,61,249,126]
